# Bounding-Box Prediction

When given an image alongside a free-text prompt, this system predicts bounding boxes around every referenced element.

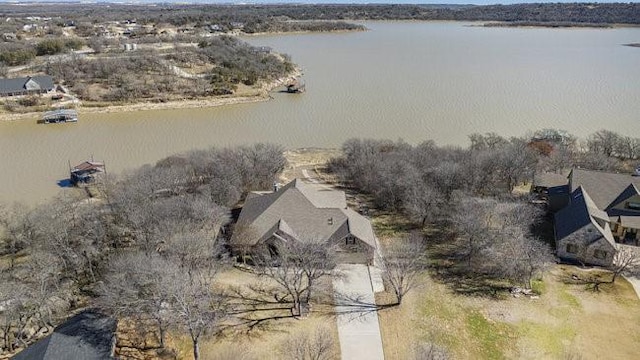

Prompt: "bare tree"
[0,280,32,352]
[382,232,428,305]
[452,197,496,269]
[402,178,443,227]
[469,132,509,151]
[0,203,36,270]
[254,238,336,316]
[492,229,554,289]
[279,324,337,360]
[165,269,227,360]
[610,246,639,284]
[615,136,640,160]
[587,129,621,157]
[99,253,173,348]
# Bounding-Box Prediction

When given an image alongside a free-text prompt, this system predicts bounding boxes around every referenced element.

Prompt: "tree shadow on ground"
[425,225,512,299]
[531,212,555,248]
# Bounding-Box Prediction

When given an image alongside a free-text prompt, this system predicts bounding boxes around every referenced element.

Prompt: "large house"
[552,168,640,266]
[0,75,55,97]
[12,310,117,360]
[232,179,377,265]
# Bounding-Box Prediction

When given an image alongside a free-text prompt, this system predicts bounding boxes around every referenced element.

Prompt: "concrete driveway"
[624,274,640,299]
[333,264,385,360]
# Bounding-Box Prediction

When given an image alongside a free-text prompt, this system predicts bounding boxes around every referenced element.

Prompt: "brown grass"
[377,264,640,360]
[280,148,341,184]
[169,267,340,360]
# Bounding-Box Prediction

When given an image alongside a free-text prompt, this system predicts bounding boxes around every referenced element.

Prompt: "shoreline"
[470,21,640,29]
[0,69,301,122]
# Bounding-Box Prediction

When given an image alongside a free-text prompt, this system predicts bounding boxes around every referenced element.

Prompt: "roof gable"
[569,168,640,210]
[24,78,42,91]
[234,179,374,249]
[606,183,640,210]
[0,75,54,95]
[555,187,616,247]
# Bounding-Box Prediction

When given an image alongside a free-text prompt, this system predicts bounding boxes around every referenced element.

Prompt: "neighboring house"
[0,76,55,97]
[232,179,377,264]
[554,168,640,266]
[12,310,117,360]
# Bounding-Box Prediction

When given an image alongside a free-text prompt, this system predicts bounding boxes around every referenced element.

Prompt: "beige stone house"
[554,168,640,266]
[231,179,376,264]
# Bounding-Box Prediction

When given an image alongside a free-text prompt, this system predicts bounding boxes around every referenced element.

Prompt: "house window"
[566,244,578,254]
[627,202,640,210]
[593,249,608,260]
[345,236,356,245]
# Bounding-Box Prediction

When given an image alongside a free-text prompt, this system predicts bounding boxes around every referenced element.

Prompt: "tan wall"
[557,223,615,267]
[331,236,374,265]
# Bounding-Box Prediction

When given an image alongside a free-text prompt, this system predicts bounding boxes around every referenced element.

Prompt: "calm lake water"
[1,21,640,204]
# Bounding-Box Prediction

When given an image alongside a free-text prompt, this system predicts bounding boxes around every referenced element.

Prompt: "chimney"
[328,217,333,226]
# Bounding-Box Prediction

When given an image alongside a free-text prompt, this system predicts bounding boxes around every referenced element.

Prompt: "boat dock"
[286,78,306,93]
[41,109,78,124]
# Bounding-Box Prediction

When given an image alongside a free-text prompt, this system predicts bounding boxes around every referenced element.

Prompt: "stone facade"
[556,223,616,267]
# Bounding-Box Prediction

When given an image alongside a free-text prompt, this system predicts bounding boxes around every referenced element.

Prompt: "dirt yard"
[171,267,341,360]
[376,265,640,360]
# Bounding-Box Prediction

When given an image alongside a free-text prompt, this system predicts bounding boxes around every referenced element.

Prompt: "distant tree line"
[242,20,365,34]
[1,3,638,26]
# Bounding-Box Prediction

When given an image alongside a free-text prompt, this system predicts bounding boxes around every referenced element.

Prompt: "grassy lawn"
[377,265,640,360]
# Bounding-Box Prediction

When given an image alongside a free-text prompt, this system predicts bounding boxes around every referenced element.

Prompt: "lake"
[1,21,639,204]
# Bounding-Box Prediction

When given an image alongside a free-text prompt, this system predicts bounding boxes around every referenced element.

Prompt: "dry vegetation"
[302,142,640,360]
[173,267,340,360]
[376,265,640,360]
[368,206,640,360]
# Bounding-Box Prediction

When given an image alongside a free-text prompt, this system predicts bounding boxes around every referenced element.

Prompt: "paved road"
[333,264,385,360]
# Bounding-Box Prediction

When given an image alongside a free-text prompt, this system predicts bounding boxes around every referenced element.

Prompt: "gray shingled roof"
[235,179,376,248]
[533,171,569,188]
[12,310,116,360]
[555,187,616,247]
[0,75,54,95]
[569,168,640,210]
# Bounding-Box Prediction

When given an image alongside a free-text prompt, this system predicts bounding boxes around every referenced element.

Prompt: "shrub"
[36,38,66,56]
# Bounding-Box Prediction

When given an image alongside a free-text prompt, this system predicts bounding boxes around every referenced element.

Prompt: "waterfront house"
[0,75,55,97]
[553,168,640,266]
[231,179,376,264]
